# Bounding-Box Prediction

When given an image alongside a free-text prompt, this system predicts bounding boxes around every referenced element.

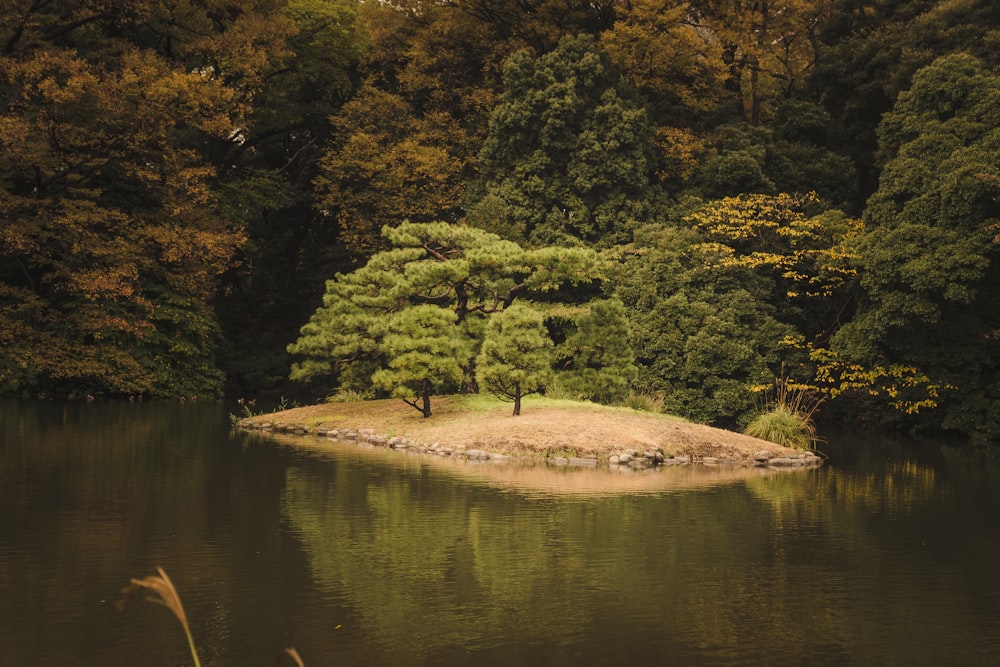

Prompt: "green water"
[2,398,999,665]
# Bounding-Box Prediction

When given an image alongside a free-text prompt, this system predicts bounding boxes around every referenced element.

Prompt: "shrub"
[744,378,821,450]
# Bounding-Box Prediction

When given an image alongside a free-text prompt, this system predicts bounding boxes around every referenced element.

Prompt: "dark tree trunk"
[421,380,432,418]
[402,379,434,418]
[513,383,521,416]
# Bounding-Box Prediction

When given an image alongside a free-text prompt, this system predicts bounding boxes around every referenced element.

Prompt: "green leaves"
[476,304,553,414]
[832,53,1000,438]
[548,299,636,405]
[288,221,630,413]
[608,223,802,427]
[469,34,663,246]
[372,306,469,416]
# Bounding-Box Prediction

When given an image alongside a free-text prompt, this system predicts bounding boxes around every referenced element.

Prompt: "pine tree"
[288,222,633,411]
[477,304,553,415]
[372,306,470,417]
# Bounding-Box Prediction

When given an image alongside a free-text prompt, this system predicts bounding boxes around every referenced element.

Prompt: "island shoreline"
[237,396,824,470]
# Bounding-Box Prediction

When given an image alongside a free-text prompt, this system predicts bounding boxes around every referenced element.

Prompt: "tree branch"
[421,242,461,262]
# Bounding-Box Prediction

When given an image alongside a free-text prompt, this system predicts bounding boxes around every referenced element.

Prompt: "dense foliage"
[476,304,554,415]
[288,222,631,415]
[0,0,293,397]
[3,1,999,444]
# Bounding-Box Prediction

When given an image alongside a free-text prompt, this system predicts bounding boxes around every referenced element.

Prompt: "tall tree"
[599,0,727,122]
[468,34,665,247]
[609,224,800,427]
[689,0,830,125]
[0,1,293,397]
[214,0,366,391]
[314,86,474,254]
[832,53,1000,439]
[311,0,495,255]
[810,0,1000,209]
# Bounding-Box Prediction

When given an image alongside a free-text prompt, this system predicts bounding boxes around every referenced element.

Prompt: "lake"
[2,398,999,665]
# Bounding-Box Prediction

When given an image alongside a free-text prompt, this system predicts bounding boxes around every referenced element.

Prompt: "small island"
[238,395,823,470]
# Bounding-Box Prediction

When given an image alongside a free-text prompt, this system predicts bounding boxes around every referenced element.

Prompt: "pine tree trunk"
[421,380,432,418]
[513,384,521,416]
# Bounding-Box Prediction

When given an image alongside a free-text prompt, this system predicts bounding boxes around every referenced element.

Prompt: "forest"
[1,0,998,443]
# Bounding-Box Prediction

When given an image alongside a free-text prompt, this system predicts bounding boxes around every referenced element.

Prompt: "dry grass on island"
[239,394,809,463]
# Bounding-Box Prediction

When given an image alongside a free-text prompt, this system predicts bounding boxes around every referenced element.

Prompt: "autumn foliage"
[3,1,1000,443]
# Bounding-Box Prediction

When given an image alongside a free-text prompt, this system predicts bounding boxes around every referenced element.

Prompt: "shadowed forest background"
[2,0,999,443]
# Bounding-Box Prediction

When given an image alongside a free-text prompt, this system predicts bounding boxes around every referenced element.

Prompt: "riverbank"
[237,395,822,469]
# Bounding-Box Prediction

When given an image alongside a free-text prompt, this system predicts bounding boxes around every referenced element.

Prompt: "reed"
[117,567,202,667]
[118,567,305,666]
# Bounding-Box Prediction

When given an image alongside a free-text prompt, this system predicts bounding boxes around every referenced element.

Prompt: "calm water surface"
[2,399,999,666]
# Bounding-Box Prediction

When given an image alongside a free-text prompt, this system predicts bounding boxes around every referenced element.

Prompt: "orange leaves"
[316,86,473,253]
[0,1,280,397]
[654,126,707,183]
[67,264,140,301]
[147,224,242,277]
[600,0,726,113]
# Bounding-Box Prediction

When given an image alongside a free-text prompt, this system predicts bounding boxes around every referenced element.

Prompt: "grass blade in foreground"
[117,566,201,667]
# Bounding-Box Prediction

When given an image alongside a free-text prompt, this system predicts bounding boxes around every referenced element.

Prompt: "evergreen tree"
[373,306,470,417]
[608,224,800,427]
[468,34,665,247]
[477,304,553,415]
[548,300,637,404]
[832,53,1000,439]
[288,222,632,409]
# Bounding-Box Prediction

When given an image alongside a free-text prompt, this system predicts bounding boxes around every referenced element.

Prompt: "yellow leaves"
[688,241,736,265]
[779,334,807,350]
[685,193,861,299]
[809,346,952,415]
[653,126,707,182]
[20,50,99,105]
[691,0,826,120]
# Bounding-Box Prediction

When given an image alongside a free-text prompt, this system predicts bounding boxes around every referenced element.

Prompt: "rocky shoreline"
[238,418,825,471]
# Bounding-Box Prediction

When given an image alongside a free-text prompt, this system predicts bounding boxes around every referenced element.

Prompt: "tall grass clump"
[620,389,665,413]
[744,377,822,450]
[327,388,370,403]
[542,378,584,401]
